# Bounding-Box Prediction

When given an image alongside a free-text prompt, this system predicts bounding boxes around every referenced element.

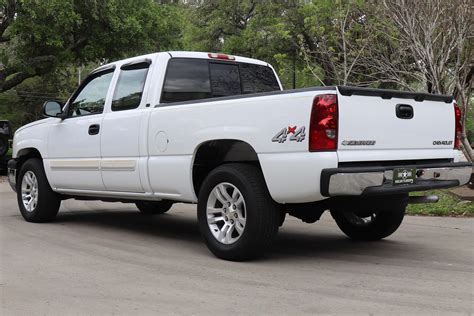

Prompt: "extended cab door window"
[112,62,150,111]
[68,69,114,117]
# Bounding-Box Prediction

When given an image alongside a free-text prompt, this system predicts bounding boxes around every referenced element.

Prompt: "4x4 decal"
[272,126,306,143]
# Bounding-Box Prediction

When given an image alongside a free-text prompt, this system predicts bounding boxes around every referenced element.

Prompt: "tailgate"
[336,87,455,162]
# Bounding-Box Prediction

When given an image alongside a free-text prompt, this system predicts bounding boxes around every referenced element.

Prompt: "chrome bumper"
[321,162,472,197]
[7,159,17,192]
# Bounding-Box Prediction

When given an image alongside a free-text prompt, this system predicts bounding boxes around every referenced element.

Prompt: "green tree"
[183,0,313,88]
[0,0,184,92]
[372,0,473,160]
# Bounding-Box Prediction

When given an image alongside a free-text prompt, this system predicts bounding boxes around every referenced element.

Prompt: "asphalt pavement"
[1,179,473,314]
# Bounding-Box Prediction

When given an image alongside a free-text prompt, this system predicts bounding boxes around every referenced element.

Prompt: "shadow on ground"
[55,209,200,242]
[50,207,424,263]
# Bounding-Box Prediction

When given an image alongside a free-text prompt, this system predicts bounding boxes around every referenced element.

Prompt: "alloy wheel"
[206,182,246,244]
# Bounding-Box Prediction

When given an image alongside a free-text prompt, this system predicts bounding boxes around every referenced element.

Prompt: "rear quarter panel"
[147,90,338,203]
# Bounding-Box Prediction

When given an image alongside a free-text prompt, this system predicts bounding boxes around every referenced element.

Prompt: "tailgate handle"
[396,104,414,119]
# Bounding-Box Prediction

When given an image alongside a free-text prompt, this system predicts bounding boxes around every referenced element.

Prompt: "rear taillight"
[454,102,462,149]
[309,94,338,151]
[208,53,235,60]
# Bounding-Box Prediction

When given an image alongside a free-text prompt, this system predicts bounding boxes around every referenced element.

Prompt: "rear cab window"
[161,59,211,103]
[160,58,280,104]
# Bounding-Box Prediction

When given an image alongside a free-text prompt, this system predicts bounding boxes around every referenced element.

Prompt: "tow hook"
[408,195,439,204]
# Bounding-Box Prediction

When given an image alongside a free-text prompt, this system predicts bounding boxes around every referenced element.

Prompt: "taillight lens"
[454,102,462,149]
[309,94,338,151]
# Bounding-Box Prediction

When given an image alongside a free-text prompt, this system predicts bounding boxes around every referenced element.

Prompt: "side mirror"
[43,101,66,119]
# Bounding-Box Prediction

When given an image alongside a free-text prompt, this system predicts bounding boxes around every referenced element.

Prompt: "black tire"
[468,172,474,189]
[197,163,280,261]
[0,135,8,157]
[330,194,408,241]
[135,201,173,215]
[16,158,61,223]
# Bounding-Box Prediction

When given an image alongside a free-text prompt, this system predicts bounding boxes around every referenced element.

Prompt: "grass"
[407,190,474,217]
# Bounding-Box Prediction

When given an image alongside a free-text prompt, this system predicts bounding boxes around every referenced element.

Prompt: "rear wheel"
[17,158,61,222]
[330,195,408,240]
[197,163,280,261]
[468,172,474,189]
[135,201,173,215]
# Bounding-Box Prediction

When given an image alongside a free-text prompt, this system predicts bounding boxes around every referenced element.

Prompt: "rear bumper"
[321,162,472,197]
[7,159,17,192]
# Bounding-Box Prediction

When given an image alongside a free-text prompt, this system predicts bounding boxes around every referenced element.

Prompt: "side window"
[161,59,211,103]
[112,62,150,112]
[209,63,241,97]
[160,58,280,104]
[240,63,280,94]
[69,70,114,117]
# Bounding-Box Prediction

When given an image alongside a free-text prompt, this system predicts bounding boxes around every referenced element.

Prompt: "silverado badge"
[341,140,376,146]
[272,126,306,143]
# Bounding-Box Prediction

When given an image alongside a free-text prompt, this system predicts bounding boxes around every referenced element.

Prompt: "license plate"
[393,168,416,185]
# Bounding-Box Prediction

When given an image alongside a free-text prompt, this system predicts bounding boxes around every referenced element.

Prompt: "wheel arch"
[191,139,263,197]
[15,148,43,180]
[17,147,43,159]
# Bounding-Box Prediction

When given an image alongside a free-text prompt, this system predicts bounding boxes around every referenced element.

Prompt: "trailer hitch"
[408,195,439,204]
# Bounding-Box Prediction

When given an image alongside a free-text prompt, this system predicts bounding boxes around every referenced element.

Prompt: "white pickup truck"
[7,51,472,261]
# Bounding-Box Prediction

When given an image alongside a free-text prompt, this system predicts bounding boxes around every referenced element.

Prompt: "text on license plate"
[393,168,416,185]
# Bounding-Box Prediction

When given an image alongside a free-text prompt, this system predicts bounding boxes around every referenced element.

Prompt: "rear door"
[100,60,152,192]
[336,88,455,162]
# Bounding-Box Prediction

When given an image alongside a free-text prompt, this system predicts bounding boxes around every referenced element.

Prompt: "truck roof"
[167,51,269,66]
[93,51,269,74]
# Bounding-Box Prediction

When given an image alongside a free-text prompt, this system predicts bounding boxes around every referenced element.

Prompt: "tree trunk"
[461,135,473,162]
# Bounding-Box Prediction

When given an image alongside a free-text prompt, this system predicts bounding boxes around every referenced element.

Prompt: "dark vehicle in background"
[0,120,13,174]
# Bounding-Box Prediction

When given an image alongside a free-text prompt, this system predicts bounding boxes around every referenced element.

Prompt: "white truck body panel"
[337,94,455,152]
[146,89,336,202]
[46,115,104,191]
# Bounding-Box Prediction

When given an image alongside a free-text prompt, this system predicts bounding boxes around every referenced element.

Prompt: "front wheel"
[197,163,280,261]
[17,158,61,222]
[330,194,408,241]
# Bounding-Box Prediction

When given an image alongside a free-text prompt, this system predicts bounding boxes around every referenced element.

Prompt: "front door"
[46,69,115,191]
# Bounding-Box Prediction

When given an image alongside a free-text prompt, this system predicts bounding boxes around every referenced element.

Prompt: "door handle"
[88,124,100,135]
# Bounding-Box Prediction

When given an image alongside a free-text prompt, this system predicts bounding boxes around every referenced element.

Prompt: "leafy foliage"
[0,0,472,148]
[1,0,184,92]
